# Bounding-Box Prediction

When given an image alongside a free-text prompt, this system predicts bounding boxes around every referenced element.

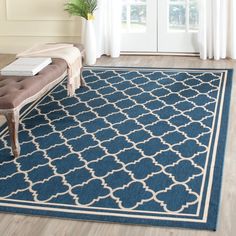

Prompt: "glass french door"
[121,0,200,53]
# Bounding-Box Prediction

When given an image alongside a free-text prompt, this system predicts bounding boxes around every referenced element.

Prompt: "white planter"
[84,20,97,65]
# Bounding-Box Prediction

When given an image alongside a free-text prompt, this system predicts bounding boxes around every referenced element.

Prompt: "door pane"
[122,5,128,31]
[189,0,199,31]
[122,0,147,33]
[169,0,199,32]
[169,4,186,31]
[130,4,146,32]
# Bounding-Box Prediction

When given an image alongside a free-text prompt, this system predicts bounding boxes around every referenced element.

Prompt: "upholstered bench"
[0,45,84,157]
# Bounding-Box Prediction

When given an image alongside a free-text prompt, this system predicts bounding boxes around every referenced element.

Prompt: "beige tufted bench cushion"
[0,44,84,157]
[0,58,67,109]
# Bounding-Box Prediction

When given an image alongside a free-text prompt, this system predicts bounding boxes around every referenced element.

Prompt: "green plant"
[64,0,97,20]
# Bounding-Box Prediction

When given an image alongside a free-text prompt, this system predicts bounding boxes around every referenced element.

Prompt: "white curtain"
[199,0,236,60]
[93,0,122,58]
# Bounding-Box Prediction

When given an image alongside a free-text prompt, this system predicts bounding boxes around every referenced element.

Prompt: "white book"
[0,57,52,76]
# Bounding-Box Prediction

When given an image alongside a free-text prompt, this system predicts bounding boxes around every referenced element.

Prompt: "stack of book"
[0,57,52,76]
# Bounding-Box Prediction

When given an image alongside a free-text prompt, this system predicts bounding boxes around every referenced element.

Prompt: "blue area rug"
[0,67,233,230]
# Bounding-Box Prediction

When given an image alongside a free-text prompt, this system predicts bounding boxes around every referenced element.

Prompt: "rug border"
[0,67,233,231]
[205,69,233,230]
[84,65,233,72]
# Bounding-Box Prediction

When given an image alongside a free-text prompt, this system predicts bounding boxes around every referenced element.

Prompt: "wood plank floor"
[0,55,235,236]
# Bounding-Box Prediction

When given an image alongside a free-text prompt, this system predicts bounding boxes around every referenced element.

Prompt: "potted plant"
[65,0,98,65]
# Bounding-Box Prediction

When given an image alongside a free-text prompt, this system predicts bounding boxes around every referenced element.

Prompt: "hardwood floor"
[0,55,236,236]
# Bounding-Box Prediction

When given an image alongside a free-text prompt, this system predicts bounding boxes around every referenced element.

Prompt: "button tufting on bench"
[0,58,67,109]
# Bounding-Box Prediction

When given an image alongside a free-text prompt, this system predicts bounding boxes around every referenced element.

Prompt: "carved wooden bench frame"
[0,70,84,158]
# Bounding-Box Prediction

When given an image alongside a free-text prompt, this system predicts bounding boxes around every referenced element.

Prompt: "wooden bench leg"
[5,110,20,158]
[80,69,85,87]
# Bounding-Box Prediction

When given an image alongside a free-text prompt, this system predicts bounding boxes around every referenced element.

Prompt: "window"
[169,0,199,31]
[122,0,147,33]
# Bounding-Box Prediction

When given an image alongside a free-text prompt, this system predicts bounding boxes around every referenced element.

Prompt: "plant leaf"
[64,0,98,20]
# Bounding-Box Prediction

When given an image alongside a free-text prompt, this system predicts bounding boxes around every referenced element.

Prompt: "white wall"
[0,0,82,53]
[229,0,236,58]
